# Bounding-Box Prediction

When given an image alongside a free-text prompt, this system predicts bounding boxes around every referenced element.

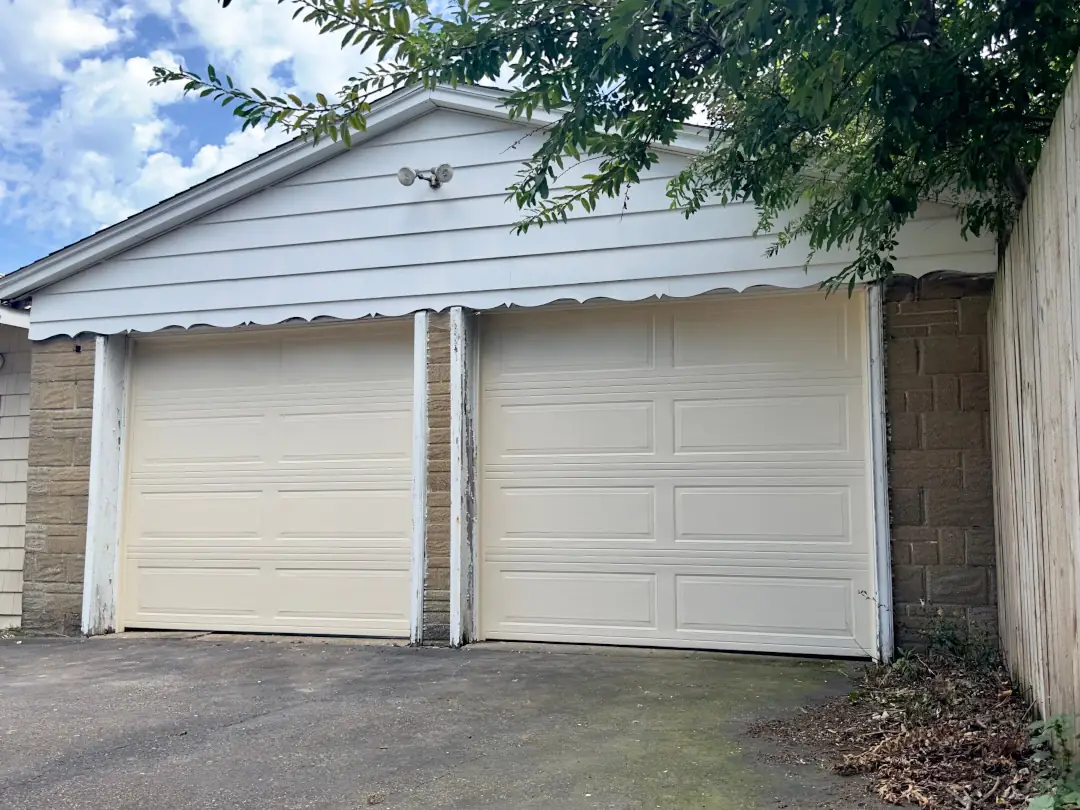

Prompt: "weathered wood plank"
[990,55,1080,722]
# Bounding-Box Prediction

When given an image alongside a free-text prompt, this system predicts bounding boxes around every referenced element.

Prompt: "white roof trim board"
[0,85,996,339]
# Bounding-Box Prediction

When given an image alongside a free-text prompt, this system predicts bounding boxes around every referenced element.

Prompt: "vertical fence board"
[991,55,1080,721]
[1065,73,1080,716]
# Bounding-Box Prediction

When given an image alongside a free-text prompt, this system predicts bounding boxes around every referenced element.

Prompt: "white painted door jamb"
[866,283,894,662]
[449,307,476,647]
[467,314,482,643]
[409,311,430,644]
[81,334,130,635]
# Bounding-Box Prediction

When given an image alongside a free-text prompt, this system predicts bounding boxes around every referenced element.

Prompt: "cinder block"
[927,566,988,605]
[920,336,983,375]
[893,566,926,602]
[924,488,994,528]
[922,412,984,449]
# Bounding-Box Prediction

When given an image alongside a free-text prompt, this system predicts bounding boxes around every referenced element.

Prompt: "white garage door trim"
[467,288,892,659]
[82,334,130,635]
[866,284,893,660]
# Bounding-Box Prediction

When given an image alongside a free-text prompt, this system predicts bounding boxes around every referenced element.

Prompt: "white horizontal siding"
[30,110,996,338]
[0,325,30,629]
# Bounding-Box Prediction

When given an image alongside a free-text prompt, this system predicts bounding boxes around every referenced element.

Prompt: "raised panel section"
[487,309,655,376]
[674,394,849,454]
[121,321,412,637]
[132,416,265,467]
[491,402,654,457]
[496,487,655,540]
[127,566,262,619]
[133,339,279,392]
[273,569,410,626]
[673,296,853,373]
[278,411,411,463]
[128,490,263,543]
[674,486,851,543]
[275,490,411,540]
[487,571,657,630]
[279,328,412,383]
[675,574,854,636]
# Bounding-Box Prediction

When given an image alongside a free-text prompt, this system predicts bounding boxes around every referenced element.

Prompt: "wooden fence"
[989,54,1080,720]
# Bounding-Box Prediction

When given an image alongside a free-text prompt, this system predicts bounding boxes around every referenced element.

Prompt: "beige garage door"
[479,291,876,656]
[120,322,413,636]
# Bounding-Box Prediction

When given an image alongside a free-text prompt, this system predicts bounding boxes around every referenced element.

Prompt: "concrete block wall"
[424,314,452,642]
[884,275,997,648]
[21,336,95,635]
[0,325,31,628]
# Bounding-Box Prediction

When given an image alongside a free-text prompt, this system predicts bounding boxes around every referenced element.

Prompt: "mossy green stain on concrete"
[440,648,859,808]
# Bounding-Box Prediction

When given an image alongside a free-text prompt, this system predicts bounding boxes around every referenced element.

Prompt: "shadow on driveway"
[0,636,871,809]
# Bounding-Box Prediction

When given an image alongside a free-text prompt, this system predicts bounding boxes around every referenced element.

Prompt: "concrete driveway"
[0,636,864,809]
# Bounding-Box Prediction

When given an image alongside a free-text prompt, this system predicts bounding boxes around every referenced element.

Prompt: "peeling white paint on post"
[866,284,894,662]
[467,314,482,642]
[410,311,430,644]
[81,334,129,635]
[449,307,475,647]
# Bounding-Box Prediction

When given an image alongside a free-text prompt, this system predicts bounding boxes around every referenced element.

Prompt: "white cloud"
[0,89,31,143]
[132,126,287,205]
[0,0,375,266]
[0,0,119,85]
[11,50,189,230]
[165,0,364,97]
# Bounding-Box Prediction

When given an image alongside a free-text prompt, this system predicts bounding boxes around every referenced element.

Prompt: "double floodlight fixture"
[397,164,455,189]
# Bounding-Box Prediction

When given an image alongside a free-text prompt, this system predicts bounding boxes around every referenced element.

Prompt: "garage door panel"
[133,415,266,467]
[672,295,856,373]
[488,309,656,376]
[480,293,876,655]
[485,476,867,552]
[674,393,852,454]
[278,410,411,464]
[491,401,655,457]
[135,339,279,391]
[272,568,410,627]
[675,574,856,636]
[124,563,263,620]
[276,489,410,539]
[279,328,412,383]
[492,485,656,540]
[487,570,657,630]
[482,564,871,653]
[674,485,851,543]
[121,322,413,636]
[127,490,264,541]
[485,388,865,467]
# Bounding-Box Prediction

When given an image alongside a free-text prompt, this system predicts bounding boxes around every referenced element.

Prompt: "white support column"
[409,311,430,644]
[449,307,476,647]
[866,284,894,662]
[81,334,129,635]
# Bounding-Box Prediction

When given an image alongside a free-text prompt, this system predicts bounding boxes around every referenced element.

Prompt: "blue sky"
[0,0,371,275]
